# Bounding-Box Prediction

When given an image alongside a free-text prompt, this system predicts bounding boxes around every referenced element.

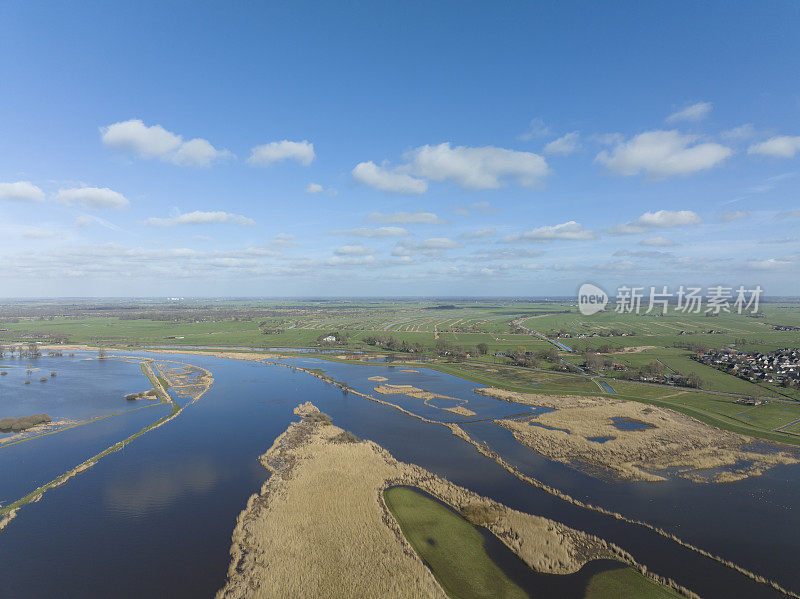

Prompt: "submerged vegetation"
[485,389,800,483]
[0,357,213,529]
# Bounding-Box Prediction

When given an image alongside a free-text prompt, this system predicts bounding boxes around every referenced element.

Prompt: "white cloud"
[639,236,677,247]
[392,237,461,256]
[0,181,45,203]
[615,249,673,258]
[334,244,375,256]
[721,124,757,141]
[351,161,427,194]
[636,210,702,227]
[355,143,549,192]
[145,210,255,227]
[305,182,337,196]
[366,211,447,225]
[594,260,638,272]
[407,143,549,189]
[100,119,231,167]
[324,254,378,266]
[172,138,232,167]
[596,130,732,177]
[0,242,313,280]
[247,140,315,166]
[270,233,297,247]
[453,201,493,216]
[56,187,129,210]
[102,119,181,157]
[74,214,121,230]
[20,228,57,239]
[329,226,409,238]
[502,220,595,242]
[465,247,544,261]
[776,210,800,219]
[747,136,800,158]
[460,228,497,240]
[722,210,748,222]
[543,132,581,155]
[746,258,795,271]
[608,210,702,235]
[518,118,551,141]
[666,101,712,123]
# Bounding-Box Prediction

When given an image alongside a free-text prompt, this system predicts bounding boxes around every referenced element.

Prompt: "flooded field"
[1,351,798,598]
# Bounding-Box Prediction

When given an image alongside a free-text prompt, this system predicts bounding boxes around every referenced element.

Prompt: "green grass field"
[583,567,681,599]
[333,357,800,445]
[385,486,529,599]
[3,299,799,444]
[383,486,680,599]
[2,299,798,356]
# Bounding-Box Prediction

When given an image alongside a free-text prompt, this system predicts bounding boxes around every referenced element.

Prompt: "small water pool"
[610,417,654,431]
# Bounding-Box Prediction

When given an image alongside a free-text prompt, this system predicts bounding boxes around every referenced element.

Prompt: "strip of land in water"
[218,403,684,599]
[478,388,800,483]
[0,357,213,530]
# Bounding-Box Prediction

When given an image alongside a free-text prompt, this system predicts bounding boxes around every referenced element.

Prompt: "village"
[695,348,800,387]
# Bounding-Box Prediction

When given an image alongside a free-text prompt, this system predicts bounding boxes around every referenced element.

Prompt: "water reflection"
[105,458,224,515]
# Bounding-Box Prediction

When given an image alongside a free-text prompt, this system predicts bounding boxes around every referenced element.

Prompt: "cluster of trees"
[433,339,491,358]
[504,347,563,369]
[0,343,42,359]
[360,336,495,359]
[583,351,606,372]
[674,341,711,353]
[363,335,424,353]
[0,413,51,432]
[615,359,703,388]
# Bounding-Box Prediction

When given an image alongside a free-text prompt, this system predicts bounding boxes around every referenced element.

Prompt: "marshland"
[2,344,800,598]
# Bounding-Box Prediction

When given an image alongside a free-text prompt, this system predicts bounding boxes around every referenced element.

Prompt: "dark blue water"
[0,402,170,502]
[461,418,800,594]
[587,436,615,443]
[611,417,654,431]
[598,380,616,393]
[0,354,150,420]
[277,357,542,423]
[0,352,797,598]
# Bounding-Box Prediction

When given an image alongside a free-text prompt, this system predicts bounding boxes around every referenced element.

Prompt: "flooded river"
[0,351,797,598]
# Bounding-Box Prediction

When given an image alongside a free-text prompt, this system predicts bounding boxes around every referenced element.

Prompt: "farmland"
[2,298,799,445]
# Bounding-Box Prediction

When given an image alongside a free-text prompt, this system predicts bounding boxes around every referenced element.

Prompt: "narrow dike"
[262,358,798,599]
[0,358,213,531]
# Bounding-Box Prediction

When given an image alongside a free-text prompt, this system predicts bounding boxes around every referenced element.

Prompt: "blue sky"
[1,1,799,297]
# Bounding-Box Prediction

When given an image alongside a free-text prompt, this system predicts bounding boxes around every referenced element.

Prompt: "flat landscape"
[2,298,800,598]
[5,4,800,597]
[4,298,799,445]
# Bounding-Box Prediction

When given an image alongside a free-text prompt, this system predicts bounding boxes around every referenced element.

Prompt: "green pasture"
[384,486,680,599]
